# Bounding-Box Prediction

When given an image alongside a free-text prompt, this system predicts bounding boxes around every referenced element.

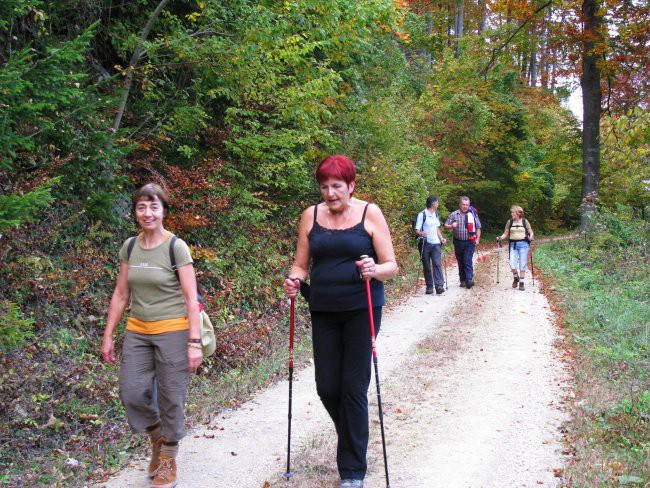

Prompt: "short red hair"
[316,155,356,184]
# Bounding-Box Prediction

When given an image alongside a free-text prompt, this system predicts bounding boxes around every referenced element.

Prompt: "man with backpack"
[444,196,481,289]
[414,195,447,294]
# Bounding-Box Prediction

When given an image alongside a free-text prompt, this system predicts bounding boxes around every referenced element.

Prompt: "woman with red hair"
[283,155,398,488]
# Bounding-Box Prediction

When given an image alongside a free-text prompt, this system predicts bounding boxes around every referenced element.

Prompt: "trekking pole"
[443,245,449,290]
[530,243,535,287]
[361,256,390,488]
[496,239,501,284]
[284,295,295,480]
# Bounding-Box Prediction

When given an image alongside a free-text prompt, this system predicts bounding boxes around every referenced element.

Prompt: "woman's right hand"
[283,277,300,298]
[101,335,116,364]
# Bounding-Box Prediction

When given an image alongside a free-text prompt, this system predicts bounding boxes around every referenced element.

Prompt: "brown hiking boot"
[512,275,519,288]
[148,438,162,478]
[151,456,177,488]
[519,281,525,291]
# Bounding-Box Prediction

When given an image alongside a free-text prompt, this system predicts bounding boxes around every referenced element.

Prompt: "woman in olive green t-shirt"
[101,183,202,487]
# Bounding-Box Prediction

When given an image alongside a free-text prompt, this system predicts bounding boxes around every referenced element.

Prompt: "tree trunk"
[478,0,487,33]
[539,7,551,89]
[454,0,465,57]
[110,0,170,137]
[580,0,603,231]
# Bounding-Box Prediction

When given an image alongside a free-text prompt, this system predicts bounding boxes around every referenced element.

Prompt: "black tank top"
[308,203,385,312]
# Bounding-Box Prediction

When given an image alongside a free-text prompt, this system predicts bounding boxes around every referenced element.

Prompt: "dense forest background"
[0,0,648,485]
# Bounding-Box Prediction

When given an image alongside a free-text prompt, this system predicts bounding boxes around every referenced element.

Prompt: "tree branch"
[109,0,170,138]
[482,0,553,78]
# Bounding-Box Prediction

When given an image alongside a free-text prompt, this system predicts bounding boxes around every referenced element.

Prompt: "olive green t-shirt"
[119,234,193,321]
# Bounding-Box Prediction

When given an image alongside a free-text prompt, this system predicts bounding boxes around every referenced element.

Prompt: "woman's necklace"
[326,205,352,230]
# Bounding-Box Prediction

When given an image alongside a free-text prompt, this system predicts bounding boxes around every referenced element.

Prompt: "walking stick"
[361,256,390,488]
[442,245,449,290]
[530,243,535,287]
[496,239,501,284]
[284,295,295,480]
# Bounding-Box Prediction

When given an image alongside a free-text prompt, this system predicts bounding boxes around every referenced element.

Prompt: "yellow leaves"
[33,9,46,22]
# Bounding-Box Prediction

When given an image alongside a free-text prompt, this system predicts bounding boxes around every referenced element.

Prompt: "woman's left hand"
[356,256,377,280]
[187,346,203,373]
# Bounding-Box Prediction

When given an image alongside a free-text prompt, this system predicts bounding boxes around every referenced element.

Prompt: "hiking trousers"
[311,307,382,481]
[119,330,190,441]
[509,241,530,271]
[453,239,476,282]
[421,242,444,289]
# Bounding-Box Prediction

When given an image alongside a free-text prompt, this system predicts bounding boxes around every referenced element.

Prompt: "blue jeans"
[453,239,476,282]
[421,242,444,289]
[509,241,529,271]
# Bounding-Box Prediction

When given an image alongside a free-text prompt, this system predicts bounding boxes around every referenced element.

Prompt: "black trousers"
[311,307,382,481]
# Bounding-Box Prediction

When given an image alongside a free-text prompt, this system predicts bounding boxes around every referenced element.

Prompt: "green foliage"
[600,109,650,210]
[0,300,35,351]
[536,209,649,484]
[0,179,58,232]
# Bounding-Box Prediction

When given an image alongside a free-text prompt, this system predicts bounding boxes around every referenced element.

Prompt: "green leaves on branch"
[0,179,58,232]
[0,300,35,351]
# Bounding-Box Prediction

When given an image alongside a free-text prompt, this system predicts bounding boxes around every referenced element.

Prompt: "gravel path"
[101,249,571,488]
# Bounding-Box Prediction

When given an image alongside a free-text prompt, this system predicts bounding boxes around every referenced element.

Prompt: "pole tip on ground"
[284,471,293,480]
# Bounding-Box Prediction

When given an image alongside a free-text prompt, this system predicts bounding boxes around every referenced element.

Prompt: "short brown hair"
[132,183,169,217]
[510,205,524,218]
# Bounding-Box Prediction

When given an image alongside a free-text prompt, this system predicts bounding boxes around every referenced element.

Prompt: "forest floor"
[99,246,573,488]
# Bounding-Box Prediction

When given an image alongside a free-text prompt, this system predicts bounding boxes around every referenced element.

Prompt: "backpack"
[413,210,426,251]
[508,218,531,243]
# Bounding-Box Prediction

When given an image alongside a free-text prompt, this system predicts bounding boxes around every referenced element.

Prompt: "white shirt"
[415,209,441,245]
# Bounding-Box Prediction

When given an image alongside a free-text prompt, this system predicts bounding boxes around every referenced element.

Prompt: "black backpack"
[126,235,206,306]
[412,211,425,250]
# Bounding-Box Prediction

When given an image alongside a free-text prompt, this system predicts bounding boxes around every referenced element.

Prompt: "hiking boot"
[460,281,467,288]
[151,456,177,488]
[425,287,433,295]
[340,480,364,488]
[436,286,445,295]
[148,438,163,478]
[519,281,525,291]
[466,280,475,289]
[512,275,520,288]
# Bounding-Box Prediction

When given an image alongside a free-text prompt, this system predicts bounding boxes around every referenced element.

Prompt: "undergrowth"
[536,208,649,487]
[0,215,420,487]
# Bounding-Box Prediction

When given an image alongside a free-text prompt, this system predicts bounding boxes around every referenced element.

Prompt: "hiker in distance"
[414,195,447,294]
[444,196,482,289]
[496,205,535,290]
[101,183,203,488]
[283,155,398,488]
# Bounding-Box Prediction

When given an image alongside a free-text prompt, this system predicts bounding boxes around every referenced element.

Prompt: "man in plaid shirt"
[444,196,481,288]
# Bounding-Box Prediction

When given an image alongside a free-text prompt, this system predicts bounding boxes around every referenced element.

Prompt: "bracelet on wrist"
[188,343,202,349]
[188,338,201,343]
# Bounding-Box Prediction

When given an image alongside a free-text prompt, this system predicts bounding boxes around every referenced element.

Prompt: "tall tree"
[454,0,464,57]
[580,0,603,230]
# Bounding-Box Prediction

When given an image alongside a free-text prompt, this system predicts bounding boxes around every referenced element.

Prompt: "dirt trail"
[101,250,571,488]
